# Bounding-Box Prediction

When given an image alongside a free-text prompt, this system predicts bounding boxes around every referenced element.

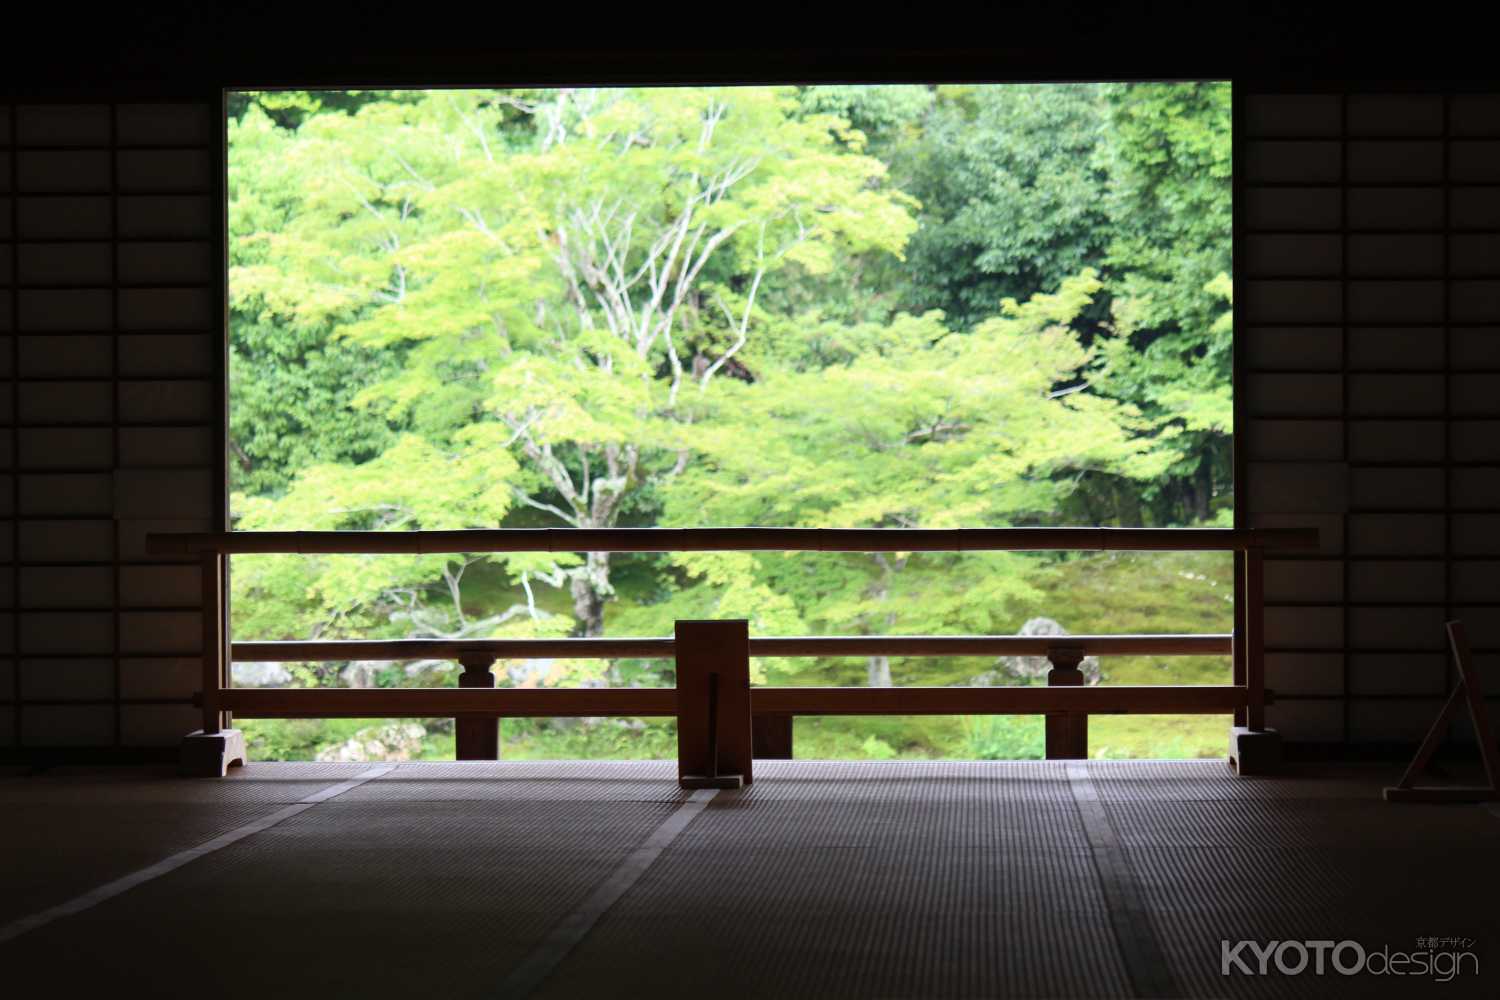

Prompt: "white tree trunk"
[570,550,611,638]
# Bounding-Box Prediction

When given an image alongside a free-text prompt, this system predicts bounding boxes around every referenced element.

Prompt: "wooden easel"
[1384,621,1500,803]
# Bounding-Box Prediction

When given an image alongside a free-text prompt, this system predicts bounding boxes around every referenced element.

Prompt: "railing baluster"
[1044,645,1087,760]
[455,654,499,761]
[752,712,794,760]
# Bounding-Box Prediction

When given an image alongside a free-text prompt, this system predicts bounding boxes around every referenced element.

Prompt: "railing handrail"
[230,633,1232,662]
[218,685,1251,719]
[150,525,1318,555]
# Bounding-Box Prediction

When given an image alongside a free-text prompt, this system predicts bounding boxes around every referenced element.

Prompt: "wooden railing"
[149,526,1317,776]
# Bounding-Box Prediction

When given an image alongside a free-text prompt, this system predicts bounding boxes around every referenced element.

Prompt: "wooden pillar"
[200,550,223,735]
[1244,548,1266,731]
[1232,550,1247,727]
[676,619,752,788]
[1044,645,1087,760]
[455,654,499,761]
[752,712,794,759]
[181,549,245,775]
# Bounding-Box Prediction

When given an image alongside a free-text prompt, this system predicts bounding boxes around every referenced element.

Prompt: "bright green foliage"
[229,106,410,495]
[227,83,1235,761]
[232,432,541,643]
[962,715,1045,760]
[641,273,1173,685]
[230,86,920,643]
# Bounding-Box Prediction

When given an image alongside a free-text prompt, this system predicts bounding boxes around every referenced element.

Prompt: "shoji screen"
[1242,92,1500,748]
[0,101,221,758]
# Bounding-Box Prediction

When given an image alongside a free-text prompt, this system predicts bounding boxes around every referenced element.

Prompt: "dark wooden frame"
[190,72,1289,768]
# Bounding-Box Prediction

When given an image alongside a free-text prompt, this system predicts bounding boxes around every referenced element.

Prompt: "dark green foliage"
[229,317,403,495]
[1094,82,1234,525]
[893,84,1114,331]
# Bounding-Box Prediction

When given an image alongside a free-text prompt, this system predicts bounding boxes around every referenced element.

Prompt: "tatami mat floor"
[3,759,1497,998]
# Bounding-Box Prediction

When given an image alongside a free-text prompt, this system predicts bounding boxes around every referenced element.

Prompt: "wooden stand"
[1385,621,1499,803]
[677,620,751,789]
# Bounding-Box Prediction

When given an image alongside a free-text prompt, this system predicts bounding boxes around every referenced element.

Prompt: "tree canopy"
[226,82,1233,757]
